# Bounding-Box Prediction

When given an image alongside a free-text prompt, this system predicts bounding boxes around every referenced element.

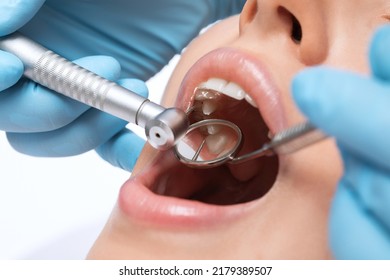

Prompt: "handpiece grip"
[0,33,189,150]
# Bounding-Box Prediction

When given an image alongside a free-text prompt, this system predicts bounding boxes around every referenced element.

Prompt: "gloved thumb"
[96,128,146,172]
[370,25,390,81]
[0,0,46,36]
[95,79,149,172]
[292,67,390,169]
[0,50,23,91]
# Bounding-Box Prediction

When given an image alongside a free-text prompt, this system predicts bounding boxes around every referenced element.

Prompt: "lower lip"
[118,152,259,229]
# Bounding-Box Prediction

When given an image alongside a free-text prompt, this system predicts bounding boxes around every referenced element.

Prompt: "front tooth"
[202,100,218,115]
[196,78,258,108]
[205,133,228,154]
[221,82,246,100]
[244,94,258,108]
[198,78,227,92]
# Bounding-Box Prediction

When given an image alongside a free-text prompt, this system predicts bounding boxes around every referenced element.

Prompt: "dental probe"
[230,122,327,164]
[0,33,189,150]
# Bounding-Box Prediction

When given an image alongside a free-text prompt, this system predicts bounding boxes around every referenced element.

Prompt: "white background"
[0,57,178,259]
[2,260,390,280]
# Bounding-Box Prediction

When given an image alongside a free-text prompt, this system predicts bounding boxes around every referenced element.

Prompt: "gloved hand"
[0,0,245,171]
[292,25,390,259]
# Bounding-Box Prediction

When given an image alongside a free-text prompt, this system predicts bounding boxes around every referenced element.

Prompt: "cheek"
[327,49,369,74]
[281,139,343,198]
[275,68,306,125]
[325,30,371,74]
[264,58,307,126]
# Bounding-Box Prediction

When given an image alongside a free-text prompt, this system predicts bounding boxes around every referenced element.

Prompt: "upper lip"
[118,47,286,228]
[176,47,287,133]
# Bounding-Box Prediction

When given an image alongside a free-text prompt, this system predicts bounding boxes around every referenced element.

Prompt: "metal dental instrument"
[0,33,189,150]
[174,120,327,168]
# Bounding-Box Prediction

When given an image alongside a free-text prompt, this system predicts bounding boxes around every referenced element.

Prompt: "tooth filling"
[195,88,222,101]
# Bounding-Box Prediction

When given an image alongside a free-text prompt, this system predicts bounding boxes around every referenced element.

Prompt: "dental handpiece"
[0,33,189,150]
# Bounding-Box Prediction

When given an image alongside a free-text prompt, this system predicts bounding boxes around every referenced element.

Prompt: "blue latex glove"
[0,0,245,171]
[292,25,390,259]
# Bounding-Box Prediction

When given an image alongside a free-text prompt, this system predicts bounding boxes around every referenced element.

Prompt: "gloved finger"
[340,149,390,232]
[370,25,390,81]
[0,0,45,36]
[95,79,149,171]
[0,55,121,132]
[7,108,127,156]
[0,50,23,91]
[95,128,146,172]
[292,68,390,170]
[7,79,148,157]
[330,173,390,259]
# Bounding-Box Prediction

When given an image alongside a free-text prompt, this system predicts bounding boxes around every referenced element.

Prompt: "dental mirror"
[174,119,243,168]
[174,119,327,168]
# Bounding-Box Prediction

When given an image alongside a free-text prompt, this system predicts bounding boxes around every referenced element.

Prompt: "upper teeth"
[191,78,258,154]
[196,78,257,111]
[202,100,218,116]
[244,94,257,108]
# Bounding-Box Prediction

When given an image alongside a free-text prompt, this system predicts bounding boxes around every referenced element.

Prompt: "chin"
[88,48,342,260]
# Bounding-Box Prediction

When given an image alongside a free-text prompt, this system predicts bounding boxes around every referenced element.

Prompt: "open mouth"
[133,48,285,206]
[162,78,279,205]
[119,48,288,227]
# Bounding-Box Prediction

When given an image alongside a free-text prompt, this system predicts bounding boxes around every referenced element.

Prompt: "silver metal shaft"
[231,122,327,164]
[0,33,188,150]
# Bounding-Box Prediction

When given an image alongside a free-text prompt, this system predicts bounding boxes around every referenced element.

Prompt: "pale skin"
[88,0,390,259]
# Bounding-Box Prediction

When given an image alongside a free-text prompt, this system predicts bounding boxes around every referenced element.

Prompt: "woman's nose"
[240,0,329,65]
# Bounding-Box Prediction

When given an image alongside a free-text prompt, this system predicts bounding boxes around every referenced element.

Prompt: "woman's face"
[88,0,390,259]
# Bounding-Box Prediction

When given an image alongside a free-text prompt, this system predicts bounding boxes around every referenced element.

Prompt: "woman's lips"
[118,47,286,228]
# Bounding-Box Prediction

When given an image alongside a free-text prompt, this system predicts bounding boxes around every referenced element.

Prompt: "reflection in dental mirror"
[174,119,327,169]
[174,119,242,168]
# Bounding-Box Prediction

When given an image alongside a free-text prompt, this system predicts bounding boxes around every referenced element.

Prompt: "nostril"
[277,7,302,44]
[278,5,328,65]
[291,15,302,44]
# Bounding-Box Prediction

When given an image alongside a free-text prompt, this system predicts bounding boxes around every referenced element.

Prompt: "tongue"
[228,158,264,182]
